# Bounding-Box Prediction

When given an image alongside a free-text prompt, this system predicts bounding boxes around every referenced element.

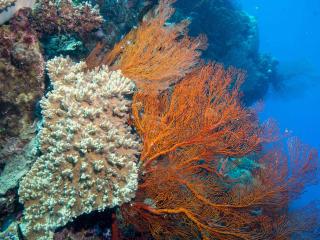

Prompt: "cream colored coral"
[0,0,15,10]
[19,57,141,240]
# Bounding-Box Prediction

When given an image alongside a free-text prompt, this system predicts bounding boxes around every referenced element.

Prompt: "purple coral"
[31,0,103,37]
[0,10,44,154]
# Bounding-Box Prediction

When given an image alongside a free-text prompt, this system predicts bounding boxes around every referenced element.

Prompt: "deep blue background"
[239,0,320,206]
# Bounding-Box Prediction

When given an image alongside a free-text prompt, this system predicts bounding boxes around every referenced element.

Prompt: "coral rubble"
[18,57,140,239]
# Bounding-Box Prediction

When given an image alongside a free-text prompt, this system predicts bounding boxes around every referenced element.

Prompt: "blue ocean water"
[240,0,320,206]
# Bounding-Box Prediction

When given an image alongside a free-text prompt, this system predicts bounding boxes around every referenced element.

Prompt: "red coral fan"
[132,64,261,168]
[122,60,318,239]
[86,0,206,91]
[84,1,319,239]
[30,0,103,37]
[121,138,318,239]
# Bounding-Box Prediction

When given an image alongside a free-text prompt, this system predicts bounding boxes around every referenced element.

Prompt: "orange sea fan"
[86,0,206,91]
[120,138,319,240]
[82,1,319,239]
[132,63,261,168]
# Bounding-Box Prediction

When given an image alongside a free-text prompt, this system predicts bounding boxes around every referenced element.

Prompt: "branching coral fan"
[86,0,206,91]
[87,1,319,239]
[121,138,318,239]
[132,64,261,168]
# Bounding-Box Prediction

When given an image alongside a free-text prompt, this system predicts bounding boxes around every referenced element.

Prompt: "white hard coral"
[0,0,15,9]
[18,57,141,240]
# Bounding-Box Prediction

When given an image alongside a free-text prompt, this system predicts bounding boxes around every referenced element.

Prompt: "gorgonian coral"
[85,1,318,239]
[132,64,260,168]
[19,57,141,239]
[86,0,206,91]
[121,130,318,239]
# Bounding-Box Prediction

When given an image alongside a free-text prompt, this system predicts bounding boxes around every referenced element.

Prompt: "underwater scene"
[0,0,319,239]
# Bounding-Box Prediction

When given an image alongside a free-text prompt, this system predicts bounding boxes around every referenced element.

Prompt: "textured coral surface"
[0,0,36,25]
[19,57,140,239]
[31,0,103,37]
[0,0,15,10]
[0,19,44,164]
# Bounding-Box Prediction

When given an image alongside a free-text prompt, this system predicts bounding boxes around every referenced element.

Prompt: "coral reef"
[18,56,141,239]
[30,0,103,37]
[0,0,35,25]
[0,0,15,10]
[0,0,315,239]
[0,14,44,160]
[0,0,103,187]
[131,64,260,166]
[0,10,42,234]
[93,0,156,46]
[121,138,318,239]
[42,34,88,60]
[117,61,263,238]
[86,0,206,91]
[0,3,104,220]
[0,138,37,195]
[86,1,318,238]
[0,0,104,232]
[27,0,103,60]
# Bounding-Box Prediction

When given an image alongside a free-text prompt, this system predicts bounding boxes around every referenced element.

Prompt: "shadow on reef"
[54,209,114,240]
